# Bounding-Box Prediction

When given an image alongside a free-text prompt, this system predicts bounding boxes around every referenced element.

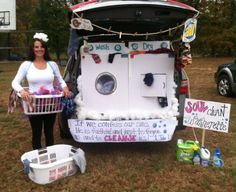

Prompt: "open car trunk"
[64,0,198,143]
[70,0,198,37]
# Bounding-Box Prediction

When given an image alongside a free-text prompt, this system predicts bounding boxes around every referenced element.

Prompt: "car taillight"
[180,80,188,94]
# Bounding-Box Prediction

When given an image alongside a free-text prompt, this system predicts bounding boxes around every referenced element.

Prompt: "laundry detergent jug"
[200,146,211,167]
[176,140,200,163]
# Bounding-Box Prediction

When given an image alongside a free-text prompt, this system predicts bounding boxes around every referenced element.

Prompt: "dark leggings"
[28,114,56,150]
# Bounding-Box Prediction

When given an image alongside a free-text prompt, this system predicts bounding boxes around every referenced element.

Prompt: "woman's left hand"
[63,86,71,98]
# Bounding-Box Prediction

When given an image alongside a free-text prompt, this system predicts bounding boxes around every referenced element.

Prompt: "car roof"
[71,0,198,13]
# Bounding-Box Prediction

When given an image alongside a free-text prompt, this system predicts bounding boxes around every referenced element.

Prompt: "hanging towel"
[146,48,174,55]
[130,50,146,56]
[67,28,79,56]
[23,159,31,174]
[61,93,76,117]
[72,148,87,174]
[8,89,19,113]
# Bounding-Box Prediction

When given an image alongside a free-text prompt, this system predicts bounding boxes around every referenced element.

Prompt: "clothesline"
[73,12,199,38]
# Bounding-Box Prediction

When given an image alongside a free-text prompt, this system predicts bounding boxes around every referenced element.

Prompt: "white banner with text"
[68,119,177,143]
[183,98,231,133]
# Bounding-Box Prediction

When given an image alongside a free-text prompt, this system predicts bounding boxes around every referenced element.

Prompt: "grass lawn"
[0,58,235,192]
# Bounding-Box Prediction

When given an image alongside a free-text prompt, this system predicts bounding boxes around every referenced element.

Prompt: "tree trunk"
[211,46,215,57]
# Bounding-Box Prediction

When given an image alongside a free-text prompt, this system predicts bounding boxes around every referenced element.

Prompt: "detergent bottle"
[192,148,201,165]
[213,148,223,168]
[200,146,211,167]
[176,140,200,163]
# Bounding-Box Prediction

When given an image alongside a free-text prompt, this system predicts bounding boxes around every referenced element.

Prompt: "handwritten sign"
[183,98,231,133]
[68,119,177,143]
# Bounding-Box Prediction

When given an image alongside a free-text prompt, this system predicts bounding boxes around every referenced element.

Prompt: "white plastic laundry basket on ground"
[21,144,86,185]
[21,93,64,115]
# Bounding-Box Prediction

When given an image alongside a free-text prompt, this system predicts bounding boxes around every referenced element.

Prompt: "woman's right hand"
[19,89,31,101]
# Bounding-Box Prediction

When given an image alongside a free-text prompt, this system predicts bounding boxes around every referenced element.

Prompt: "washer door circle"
[95,72,117,95]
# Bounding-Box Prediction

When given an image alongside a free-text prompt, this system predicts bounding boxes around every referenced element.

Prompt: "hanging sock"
[91,54,101,64]
[108,53,122,63]
[143,73,154,86]
[158,97,168,108]
[72,148,87,174]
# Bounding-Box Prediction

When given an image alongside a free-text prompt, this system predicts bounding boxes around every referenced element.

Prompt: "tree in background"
[179,0,201,9]
[234,0,236,57]
[1,0,235,59]
[181,0,234,56]
[31,0,72,61]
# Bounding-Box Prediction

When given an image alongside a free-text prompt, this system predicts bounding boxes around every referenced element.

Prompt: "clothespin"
[145,32,149,40]
[119,32,122,39]
[108,26,112,33]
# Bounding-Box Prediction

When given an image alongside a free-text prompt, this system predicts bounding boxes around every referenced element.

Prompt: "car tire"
[217,75,232,97]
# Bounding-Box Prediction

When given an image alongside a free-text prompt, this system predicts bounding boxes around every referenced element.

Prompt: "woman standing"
[12,33,70,149]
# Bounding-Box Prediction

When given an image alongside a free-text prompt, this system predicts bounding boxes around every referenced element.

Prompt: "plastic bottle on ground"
[200,146,210,167]
[192,150,201,165]
[213,147,223,168]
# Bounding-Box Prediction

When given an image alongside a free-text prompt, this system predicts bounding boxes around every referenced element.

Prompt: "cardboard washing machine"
[80,42,129,113]
[79,41,176,118]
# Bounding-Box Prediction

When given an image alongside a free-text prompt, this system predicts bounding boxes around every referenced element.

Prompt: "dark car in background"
[8,53,25,61]
[215,60,236,97]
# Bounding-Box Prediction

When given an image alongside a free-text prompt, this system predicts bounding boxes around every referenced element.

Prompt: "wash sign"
[183,98,231,133]
[88,43,126,53]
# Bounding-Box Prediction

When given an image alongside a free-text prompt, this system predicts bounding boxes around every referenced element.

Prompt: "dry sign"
[183,98,231,133]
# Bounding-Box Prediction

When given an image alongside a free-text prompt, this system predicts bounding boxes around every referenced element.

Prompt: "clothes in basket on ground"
[21,144,87,185]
